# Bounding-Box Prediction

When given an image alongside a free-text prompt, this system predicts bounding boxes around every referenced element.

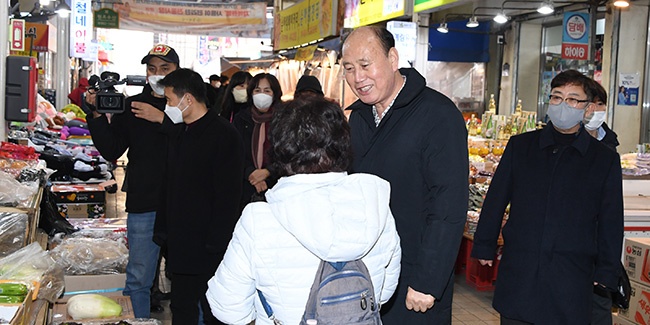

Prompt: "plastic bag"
[0,213,29,258]
[38,187,78,236]
[49,237,128,275]
[0,170,39,207]
[0,242,63,302]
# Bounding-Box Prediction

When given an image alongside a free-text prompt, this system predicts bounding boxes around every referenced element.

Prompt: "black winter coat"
[86,85,167,213]
[154,108,244,274]
[471,123,624,324]
[232,107,277,209]
[348,68,469,318]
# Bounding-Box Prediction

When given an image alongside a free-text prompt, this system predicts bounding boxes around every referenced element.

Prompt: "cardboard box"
[51,295,134,324]
[0,289,33,325]
[623,237,650,285]
[57,203,106,219]
[618,280,650,324]
[61,274,126,302]
[613,313,637,325]
[51,184,106,205]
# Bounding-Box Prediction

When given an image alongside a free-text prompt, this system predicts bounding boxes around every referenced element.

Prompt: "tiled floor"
[105,165,498,324]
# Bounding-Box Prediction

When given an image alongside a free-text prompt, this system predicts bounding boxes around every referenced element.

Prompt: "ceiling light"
[55,1,71,17]
[494,12,509,24]
[466,16,479,28]
[613,0,629,7]
[437,22,448,33]
[537,1,554,14]
[39,0,50,6]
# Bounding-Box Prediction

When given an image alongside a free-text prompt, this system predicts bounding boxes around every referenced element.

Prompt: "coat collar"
[539,122,591,156]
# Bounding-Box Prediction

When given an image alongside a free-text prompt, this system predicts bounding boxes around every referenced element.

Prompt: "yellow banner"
[274,0,338,50]
[295,45,318,61]
[344,0,404,28]
[114,0,267,35]
[413,0,456,13]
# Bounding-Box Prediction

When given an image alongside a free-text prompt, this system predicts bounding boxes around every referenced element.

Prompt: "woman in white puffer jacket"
[206,97,401,325]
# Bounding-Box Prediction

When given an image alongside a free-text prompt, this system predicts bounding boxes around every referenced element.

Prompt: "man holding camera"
[86,44,179,318]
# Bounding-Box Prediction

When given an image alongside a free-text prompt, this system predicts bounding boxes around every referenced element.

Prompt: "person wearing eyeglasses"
[471,70,623,324]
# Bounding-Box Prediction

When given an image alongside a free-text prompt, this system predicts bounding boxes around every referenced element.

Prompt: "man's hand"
[253,181,268,193]
[405,286,435,313]
[479,259,493,267]
[249,168,270,186]
[132,101,164,124]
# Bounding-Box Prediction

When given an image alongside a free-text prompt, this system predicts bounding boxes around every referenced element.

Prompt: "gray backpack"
[299,259,381,325]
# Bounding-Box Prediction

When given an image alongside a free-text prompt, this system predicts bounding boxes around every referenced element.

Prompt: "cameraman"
[86,44,179,318]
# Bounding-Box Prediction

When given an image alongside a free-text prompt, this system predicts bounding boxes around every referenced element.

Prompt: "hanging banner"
[561,12,589,60]
[70,0,93,58]
[386,21,416,68]
[344,0,404,28]
[113,0,267,36]
[273,0,339,50]
[413,0,455,14]
[295,45,318,61]
[10,19,25,52]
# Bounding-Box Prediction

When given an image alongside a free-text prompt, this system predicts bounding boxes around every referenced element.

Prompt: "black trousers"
[500,315,534,325]
[591,286,613,325]
[170,272,224,325]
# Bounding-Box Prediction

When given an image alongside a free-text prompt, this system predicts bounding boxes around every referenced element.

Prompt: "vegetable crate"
[464,238,502,291]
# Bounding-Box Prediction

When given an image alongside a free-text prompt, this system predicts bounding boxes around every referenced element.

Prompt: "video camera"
[95,71,147,114]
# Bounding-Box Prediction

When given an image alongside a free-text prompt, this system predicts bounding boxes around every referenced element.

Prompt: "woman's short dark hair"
[270,98,352,176]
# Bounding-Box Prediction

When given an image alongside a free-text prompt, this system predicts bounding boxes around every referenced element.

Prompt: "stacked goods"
[620,238,650,323]
[621,152,650,176]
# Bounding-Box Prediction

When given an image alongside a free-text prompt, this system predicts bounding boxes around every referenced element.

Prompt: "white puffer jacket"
[206,172,401,325]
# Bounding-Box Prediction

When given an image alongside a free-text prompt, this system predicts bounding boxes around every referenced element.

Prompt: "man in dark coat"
[153,68,244,325]
[86,44,179,318]
[342,26,469,324]
[471,70,624,324]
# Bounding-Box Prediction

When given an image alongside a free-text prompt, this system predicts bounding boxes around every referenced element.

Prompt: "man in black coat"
[86,44,179,318]
[342,26,469,324]
[153,68,244,325]
[471,70,624,324]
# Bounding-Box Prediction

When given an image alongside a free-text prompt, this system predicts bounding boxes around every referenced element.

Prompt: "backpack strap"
[257,289,283,325]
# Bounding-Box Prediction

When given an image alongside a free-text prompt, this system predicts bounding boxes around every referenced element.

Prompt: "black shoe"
[150,304,164,313]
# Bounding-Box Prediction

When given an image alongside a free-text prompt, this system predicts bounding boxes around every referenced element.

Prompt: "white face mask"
[232,88,248,103]
[214,82,221,88]
[584,111,607,131]
[148,75,165,96]
[253,93,273,112]
[164,94,188,124]
[547,102,585,130]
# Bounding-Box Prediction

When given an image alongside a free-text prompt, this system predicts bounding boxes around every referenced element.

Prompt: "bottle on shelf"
[468,114,478,136]
[514,99,523,116]
[484,114,494,139]
[488,94,497,114]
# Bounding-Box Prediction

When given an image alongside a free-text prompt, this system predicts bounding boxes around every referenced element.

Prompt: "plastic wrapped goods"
[49,238,128,275]
[0,213,28,258]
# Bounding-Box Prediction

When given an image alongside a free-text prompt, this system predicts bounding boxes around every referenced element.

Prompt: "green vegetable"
[0,295,25,303]
[0,283,28,296]
[67,294,123,320]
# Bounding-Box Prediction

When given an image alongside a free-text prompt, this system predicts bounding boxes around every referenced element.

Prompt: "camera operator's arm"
[86,101,131,161]
[131,101,165,124]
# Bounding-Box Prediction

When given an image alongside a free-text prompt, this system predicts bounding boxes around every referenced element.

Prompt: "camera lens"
[100,96,120,108]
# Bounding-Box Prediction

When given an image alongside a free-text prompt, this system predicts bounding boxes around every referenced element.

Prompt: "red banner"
[561,43,588,60]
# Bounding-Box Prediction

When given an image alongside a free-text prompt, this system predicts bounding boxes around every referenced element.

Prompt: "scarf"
[251,106,273,169]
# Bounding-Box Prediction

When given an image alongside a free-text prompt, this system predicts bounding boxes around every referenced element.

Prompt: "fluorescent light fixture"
[466,16,479,28]
[613,0,629,7]
[437,22,448,33]
[55,1,71,17]
[537,1,554,14]
[493,12,509,24]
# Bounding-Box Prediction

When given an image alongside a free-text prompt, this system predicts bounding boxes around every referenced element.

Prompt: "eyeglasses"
[548,95,590,108]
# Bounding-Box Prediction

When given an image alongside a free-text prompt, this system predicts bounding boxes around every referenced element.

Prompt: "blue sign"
[562,12,589,45]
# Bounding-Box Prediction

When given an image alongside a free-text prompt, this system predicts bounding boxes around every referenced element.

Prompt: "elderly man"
[342,26,469,324]
[471,70,624,324]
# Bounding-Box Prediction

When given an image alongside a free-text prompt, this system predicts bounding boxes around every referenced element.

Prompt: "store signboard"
[386,21,416,68]
[561,12,589,60]
[113,1,266,36]
[10,22,53,56]
[273,0,339,50]
[413,0,455,14]
[344,0,404,28]
[70,0,93,59]
[94,8,119,29]
[10,19,25,52]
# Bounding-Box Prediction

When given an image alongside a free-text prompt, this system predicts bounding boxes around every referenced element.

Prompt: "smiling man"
[342,26,469,324]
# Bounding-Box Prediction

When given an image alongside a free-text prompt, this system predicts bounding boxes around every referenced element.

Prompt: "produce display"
[621,152,650,176]
[67,294,123,320]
